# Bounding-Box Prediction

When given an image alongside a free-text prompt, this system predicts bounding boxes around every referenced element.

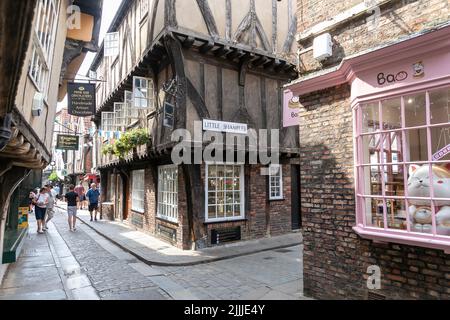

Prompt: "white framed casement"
[133,76,154,110]
[29,0,60,96]
[157,165,178,223]
[269,164,284,200]
[101,112,115,132]
[131,170,145,213]
[205,163,245,222]
[114,103,126,130]
[124,90,140,126]
[104,32,120,57]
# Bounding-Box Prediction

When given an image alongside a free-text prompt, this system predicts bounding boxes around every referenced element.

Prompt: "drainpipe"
[0,114,12,152]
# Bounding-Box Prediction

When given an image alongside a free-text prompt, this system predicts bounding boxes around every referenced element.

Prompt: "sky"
[57,0,123,110]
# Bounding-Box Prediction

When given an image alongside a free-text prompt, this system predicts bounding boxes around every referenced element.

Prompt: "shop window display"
[357,87,450,240]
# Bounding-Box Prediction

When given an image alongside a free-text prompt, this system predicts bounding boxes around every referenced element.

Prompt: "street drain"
[263,257,274,260]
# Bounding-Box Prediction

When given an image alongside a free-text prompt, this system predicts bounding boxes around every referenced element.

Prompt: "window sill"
[353,225,450,254]
[204,218,248,225]
[269,198,285,202]
[131,209,145,215]
[156,216,179,226]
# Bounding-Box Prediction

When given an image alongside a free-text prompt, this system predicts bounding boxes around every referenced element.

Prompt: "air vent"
[157,223,177,244]
[368,291,386,300]
[211,226,241,245]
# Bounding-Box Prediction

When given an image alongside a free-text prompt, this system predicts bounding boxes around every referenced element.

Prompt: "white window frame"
[133,76,154,110]
[205,163,245,223]
[157,165,178,223]
[269,164,284,200]
[104,32,120,58]
[101,112,115,132]
[114,102,127,130]
[131,170,145,213]
[124,90,141,126]
[29,0,60,96]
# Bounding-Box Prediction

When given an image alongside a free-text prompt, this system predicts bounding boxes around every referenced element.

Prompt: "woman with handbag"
[34,187,49,234]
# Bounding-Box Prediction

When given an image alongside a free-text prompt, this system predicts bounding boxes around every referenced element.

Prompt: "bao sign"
[56,134,79,151]
[68,82,96,116]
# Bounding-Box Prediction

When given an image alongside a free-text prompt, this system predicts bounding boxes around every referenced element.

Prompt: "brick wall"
[297,0,450,74]
[298,84,450,299]
[115,162,294,250]
[201,163,293,245]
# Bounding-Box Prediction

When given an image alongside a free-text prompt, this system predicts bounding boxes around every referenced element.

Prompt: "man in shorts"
[64,185,79,232]
[86,183,101,221]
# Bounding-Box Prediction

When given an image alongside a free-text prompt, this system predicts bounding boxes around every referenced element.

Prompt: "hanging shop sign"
[202,119,248,134]
[163,102,175,128]
[67,82,96,116]
[56,134,79,151]
[432,144,450,161]
[283,89,299,128]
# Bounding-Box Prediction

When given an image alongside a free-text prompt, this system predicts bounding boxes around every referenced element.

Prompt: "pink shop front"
[287,26,450,299]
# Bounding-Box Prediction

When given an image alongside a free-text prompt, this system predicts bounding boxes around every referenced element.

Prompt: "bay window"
[157,165,178,223]
[133,76,155,110]
[29,0,60,95]
[205,164,244,222]
[355,86,450,251]
[132,170,145,213]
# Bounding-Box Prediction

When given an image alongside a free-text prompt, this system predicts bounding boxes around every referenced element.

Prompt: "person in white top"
[44,185,56,230]
[34,187,49,234]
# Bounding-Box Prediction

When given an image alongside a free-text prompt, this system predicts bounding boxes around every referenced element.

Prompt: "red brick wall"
[116,162,294,250]
[298,84,450,299]
[297,0,450,74]
[201,163,293,245]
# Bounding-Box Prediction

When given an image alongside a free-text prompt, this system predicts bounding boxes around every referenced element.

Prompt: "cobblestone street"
[0,210,303,300]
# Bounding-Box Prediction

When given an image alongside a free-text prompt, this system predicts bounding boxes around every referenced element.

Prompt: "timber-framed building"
[90,0,300,249]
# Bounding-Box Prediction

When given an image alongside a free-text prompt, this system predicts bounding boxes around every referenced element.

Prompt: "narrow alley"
[0,207,303,300]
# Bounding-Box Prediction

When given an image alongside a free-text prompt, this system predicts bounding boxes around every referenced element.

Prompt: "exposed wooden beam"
[251,56,269,68]
[187,79,210,119]
[225,0,232,41]
[213,45,231,58]
[227,48,244,60]
[182,36,195,48]
[199,40,214,54]
[196,0,219,37]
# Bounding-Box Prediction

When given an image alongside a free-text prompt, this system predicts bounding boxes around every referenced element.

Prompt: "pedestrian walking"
[74,183,86,210]
[34,187,49,234]
[65,185,79,232]
[86,183,101,222]
[43,185,56,230]
[28,190,36,213]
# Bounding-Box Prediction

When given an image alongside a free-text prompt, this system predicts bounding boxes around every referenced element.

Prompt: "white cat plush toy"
[407,164,450,235]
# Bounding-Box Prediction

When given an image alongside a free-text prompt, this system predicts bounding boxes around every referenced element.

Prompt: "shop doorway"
[291,165,301,230]
[115,175,124,221]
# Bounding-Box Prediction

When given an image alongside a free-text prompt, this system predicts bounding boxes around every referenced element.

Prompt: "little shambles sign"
[68,82,96,116]
[56,134,79,151]
[203,119,248,134]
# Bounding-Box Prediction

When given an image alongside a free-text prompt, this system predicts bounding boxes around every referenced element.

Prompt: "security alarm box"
[313,33,333,61]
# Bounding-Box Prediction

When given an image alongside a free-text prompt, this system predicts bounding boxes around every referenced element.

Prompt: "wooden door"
[291,165,301,230]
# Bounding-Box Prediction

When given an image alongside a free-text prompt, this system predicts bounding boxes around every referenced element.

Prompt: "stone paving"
[0,206,305,300]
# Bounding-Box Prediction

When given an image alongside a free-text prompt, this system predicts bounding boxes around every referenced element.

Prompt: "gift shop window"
[205,164,245,222]
[355,87,450,251]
